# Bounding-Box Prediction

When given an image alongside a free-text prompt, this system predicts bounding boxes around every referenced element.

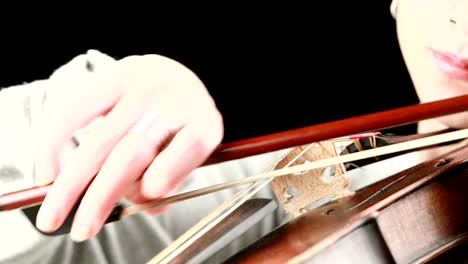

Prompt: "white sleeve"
[0,80,49,193]
[0,49,116,194]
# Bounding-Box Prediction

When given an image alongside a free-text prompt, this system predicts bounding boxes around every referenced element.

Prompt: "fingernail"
[142,184,163,199]
[141,175,167,199]
[70,221,92,242]
[70,228,90,243]
[70,221,95,242]
[36,206,58,233]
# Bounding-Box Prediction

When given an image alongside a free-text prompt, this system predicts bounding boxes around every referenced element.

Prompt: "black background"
[0,2,417,142]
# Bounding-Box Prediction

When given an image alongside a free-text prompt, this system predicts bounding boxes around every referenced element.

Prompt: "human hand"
[34,54,224,242]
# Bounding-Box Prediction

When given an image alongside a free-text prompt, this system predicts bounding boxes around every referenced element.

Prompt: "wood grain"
[270,141,352,218]
[377,164,468,263]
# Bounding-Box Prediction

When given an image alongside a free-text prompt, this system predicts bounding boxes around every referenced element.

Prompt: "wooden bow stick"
[203,95,468,165]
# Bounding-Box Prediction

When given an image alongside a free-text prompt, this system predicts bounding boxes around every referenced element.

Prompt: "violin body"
[226,144,468,263]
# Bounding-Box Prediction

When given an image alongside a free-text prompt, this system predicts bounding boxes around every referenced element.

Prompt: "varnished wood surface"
[301,221,394,264]
[225,144,468,263]
[168,198,277,264]
[377,167,468,263]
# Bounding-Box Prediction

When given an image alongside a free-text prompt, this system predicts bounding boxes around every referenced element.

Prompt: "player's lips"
[430,48,468,80]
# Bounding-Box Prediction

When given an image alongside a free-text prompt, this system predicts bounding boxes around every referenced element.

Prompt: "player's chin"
[437,112,468,129]
[428,85,468,129]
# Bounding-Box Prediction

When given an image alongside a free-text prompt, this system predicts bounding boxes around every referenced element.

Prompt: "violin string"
[331,132,382,142]
[353,139,364,152]
[146,142,316,264]
[370,134,380,161]
[121,128,468,216]
[371,134,377,148]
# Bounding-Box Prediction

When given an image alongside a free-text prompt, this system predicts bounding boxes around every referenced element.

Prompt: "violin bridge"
[270,141,354,218]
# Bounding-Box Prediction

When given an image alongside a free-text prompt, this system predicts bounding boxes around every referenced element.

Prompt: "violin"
[225,139,467,263]
[146,94,468,264]
[1,95,467,263]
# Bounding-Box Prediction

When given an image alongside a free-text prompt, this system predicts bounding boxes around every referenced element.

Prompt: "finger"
[35,75,121,186]
[123,182,170,215]
[73,116,105,142]
[68,111,170,240]
[141,112,223,199]
[35,95,148,233]
[58,116,105,169]
[69,130,159,242]
[124,181,149,204]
